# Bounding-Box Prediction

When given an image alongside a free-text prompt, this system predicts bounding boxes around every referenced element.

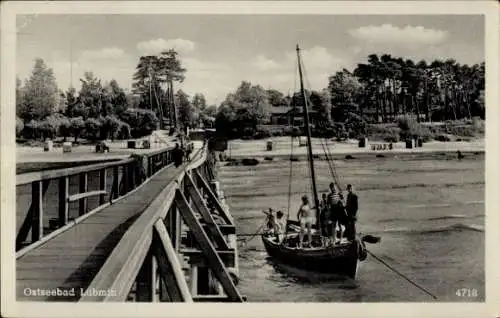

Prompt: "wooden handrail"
[16,158,135,185]
[15,142,192,186]
[67,190,108,203]
[80,144,206,301]
[15,142,194,251]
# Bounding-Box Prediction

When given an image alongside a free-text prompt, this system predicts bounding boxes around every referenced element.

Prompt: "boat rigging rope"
[300,59,342,191]
[366,249,438,300]
[287,134,294,220]
[319,137,340,188]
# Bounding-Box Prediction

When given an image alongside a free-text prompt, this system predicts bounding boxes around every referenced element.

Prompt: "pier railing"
[15,144,190,256]
[80,143,245,302]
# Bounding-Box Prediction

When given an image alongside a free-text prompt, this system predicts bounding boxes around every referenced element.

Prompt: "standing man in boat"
[328,182,347,244]
[319,193,330,246]
[344,184,359,241]
[297,195,314,248]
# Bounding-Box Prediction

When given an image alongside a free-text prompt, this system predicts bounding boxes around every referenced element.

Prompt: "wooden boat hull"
[261,233,362,279]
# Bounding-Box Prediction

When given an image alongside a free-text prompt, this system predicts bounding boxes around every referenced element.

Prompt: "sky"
[16,14,484,105]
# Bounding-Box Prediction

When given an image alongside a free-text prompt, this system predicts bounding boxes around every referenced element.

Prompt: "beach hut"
[44,140,53,152]
[405,139,415,149]
[62,142,72,153]
[358,137,367,148]
[266,140,274,151]
[299,136,307,147]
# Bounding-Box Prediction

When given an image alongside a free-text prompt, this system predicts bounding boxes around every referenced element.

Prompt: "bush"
[99,115,126,140]
[435,134,453,142]
[69,117,85,142]
[24,119,40,139]
[311,125,335,138]
[366,125,401,142]
[344,114,367,139]
[58,116,71,141]
[117,122,131,139]
[253,128,271,139]
[119,108,159,138]
[84,118,102,141]
[16,117,24,137]
[397,118,434,142]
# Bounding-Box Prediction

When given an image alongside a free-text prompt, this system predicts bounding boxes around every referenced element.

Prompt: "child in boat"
[297,195,314,248]
[275,210,287,243]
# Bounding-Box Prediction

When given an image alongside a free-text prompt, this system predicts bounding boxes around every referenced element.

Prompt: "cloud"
[180,46,350,104]
[80,47,125,60]
[349,24,448,46]
[136,38,196,55]
[252,55,280,71]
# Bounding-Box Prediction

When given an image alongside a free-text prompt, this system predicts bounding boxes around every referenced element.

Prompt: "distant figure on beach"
[172,143,184,167]
[344,184,358,241]
[297,195,314,248]
[457,150,464,160]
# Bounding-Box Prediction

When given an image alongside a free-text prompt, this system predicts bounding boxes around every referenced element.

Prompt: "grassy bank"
[243,118,485,143]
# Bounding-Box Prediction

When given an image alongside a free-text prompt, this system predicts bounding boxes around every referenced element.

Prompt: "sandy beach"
[224,137,485,159]
[15,131,189,164]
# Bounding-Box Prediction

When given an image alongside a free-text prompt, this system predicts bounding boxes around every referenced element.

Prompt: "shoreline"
[223,137,484,161]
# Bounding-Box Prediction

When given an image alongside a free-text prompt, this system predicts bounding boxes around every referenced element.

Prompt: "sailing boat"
[260,45,376,279]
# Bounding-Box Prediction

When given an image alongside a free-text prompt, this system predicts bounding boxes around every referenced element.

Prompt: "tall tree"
[175,89,198,129]
[16,76,24,117]
[328,69,363,122]
[218,81,271,134]
[78,72,105,118]
[192,93,207,111]
[104,79,128,116]
[19,58,59,121]
[132,49,187,130]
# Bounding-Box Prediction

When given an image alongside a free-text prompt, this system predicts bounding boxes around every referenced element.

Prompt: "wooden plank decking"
[16,163,187,302]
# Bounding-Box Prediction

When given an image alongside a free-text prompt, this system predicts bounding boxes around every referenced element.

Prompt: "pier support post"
[190,266,198,295]
[166,205,180,252]
[58,177,69,227]
[78,173,88,216]
[31,180,44,242]
[135,251,155,302]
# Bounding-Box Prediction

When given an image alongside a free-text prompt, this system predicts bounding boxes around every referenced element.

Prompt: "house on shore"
[268,106,319,127]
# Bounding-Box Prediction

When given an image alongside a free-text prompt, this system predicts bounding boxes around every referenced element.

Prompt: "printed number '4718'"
[455,288,478,297]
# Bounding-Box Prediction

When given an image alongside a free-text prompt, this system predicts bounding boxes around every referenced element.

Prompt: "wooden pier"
[15,140,245,302]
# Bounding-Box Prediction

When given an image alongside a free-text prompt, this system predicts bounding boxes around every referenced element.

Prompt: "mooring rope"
[366,249,438,300]
[238,222,267,245]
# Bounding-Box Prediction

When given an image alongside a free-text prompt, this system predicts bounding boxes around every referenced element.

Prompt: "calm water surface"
[218,154,485,302]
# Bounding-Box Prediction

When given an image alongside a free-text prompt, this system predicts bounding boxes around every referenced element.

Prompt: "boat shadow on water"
[265,256,359,289]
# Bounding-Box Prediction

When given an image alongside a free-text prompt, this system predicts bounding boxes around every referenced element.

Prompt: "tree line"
[16,51,485,143]
[16,53,215,143]
[213,53,485,140]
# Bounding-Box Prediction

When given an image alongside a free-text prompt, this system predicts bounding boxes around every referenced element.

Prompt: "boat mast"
[296,44,320,222]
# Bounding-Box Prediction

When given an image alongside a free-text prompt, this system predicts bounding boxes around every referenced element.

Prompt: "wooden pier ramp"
[15,141,245,302]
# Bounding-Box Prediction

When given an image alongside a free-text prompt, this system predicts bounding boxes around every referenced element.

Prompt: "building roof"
[269,106,317,115]
[269,106,291,114]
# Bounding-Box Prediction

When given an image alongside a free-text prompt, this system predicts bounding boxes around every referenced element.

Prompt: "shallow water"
[218,156,485,302]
